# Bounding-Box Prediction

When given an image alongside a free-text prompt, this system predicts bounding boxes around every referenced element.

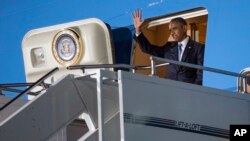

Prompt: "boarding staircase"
[1,57,250,141]
[1,18,250,141]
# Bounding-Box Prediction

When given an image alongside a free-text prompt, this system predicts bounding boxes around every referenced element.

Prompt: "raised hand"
[132,9,143,34]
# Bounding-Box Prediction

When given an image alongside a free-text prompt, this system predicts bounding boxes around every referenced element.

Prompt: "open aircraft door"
[22,18,115,84]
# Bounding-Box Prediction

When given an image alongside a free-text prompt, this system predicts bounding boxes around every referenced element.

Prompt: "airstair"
[1,18,250,141]
[1,63,250,140]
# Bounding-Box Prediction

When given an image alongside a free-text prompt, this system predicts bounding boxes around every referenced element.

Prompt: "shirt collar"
[178,36,189,50]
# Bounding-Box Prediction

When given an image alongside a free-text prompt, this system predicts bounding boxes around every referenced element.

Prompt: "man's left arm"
[195,44,205,85]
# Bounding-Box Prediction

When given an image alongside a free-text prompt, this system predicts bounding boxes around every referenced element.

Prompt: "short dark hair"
[170,17,187,26]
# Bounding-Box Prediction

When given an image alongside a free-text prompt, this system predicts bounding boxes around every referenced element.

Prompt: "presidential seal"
[52,29,83,66]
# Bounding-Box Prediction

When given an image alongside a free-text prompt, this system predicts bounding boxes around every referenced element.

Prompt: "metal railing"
[0,67,59,111]
[0,83,37,96]
[150,56,249,93]
[68,56,249,93]
[237,68,250,93]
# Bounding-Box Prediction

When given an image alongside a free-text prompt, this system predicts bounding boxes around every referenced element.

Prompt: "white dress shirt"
[178,36,189,61]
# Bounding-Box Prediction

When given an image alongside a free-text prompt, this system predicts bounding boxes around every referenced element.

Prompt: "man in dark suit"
[132,9,205,85]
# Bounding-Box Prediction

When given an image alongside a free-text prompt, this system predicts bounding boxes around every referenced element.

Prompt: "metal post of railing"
[96,70,104,141]
[244,78,246,93]
[237,70,249,94]
[132,68,136,73]
[150,56,156,76]
[244,77,248,93]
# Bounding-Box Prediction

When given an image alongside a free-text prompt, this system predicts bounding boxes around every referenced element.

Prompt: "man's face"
[169,22,187,42]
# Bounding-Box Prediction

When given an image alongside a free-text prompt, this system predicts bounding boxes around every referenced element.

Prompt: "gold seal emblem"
[52,29,83,66]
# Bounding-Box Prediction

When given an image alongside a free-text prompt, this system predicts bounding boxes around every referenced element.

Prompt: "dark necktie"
[178,43,182,61]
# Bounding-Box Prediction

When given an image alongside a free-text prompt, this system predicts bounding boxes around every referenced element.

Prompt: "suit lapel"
[173,43,181,70]
[169,42,179,71]
[174,43,179,61]
[181,40,193,62]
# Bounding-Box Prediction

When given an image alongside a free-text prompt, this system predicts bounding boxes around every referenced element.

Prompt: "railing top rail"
[150,56,248,79]
[67,63,169,71]
[0,67,59,111]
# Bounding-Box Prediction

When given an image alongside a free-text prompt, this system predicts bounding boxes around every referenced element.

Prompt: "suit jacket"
[135,33,205,85]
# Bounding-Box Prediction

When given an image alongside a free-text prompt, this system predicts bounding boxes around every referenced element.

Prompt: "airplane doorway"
[132,7,208,78]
